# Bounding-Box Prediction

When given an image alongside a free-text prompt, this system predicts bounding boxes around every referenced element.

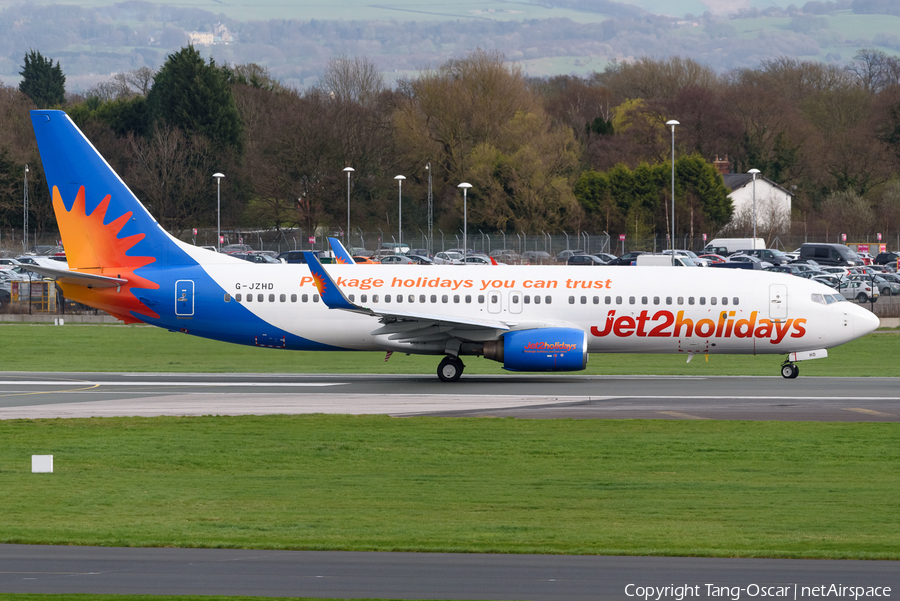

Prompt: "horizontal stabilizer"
[19,264,128,289]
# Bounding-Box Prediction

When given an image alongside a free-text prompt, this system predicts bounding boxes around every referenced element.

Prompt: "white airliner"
[25,110,879,381]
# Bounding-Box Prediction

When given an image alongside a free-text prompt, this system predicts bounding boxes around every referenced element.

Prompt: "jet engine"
[482,328,588,372]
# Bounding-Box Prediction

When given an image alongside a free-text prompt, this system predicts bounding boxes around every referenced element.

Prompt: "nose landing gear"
[781,361,799,379]
[437,355,465,382]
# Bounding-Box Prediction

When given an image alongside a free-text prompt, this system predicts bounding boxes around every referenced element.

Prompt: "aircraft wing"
[303,251,510,341]
[19,264,128,289]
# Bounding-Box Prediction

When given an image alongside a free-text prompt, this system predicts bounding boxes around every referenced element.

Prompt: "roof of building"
[722,173,793,196]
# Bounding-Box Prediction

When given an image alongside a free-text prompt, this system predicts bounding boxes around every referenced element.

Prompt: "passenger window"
[710,297,716,305]
[653,296,659,305]
[454,295,460,303]
[385,294,391,303]
[678,297,684,305]
[478,295,485,303]
[569,296,575,304]
[491,294,498,304]
[361,294,368,303]
[465,295,472,303]
[291,294,297,302]
[593,296,599,304]
[666,297,672,305]
[512,295,520,304]
[545,296,552,304]
[605,296,612,304]
[580,296,587,304]
[301,294,308,303]
[688,297,694,305]
[313,294,319,303]
[421,295,427,303]
[373,295,379,303]
[235,294,242,302]
[280,294,286,302]
[616,296,622,304]
[408,295,414,303]
[641,296,648,304]
[256,294,263,302]
[721,297,727,306]
[247,294,253,302]
[524,295,530,304]
[441,295,447,303]
[348,294,354,302]
[534,295,541,304]
[699,297,706,305]
[269,294,275,302]
[224,294,231,302]
[733,297,739,305]
[629,296,635,305]
[397,295,403,303]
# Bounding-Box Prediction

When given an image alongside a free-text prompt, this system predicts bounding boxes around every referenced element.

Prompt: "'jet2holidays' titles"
[591,310,807,344]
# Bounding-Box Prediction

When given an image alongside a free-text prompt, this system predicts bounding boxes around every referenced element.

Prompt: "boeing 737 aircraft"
[26,110,879,381]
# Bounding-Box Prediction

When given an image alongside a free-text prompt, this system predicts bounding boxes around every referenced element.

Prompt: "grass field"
[1,415,898,559]
[0,322,896,377]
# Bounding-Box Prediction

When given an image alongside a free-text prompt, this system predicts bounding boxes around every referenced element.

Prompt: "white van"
[702,238,764,255]
[635,254,696,267]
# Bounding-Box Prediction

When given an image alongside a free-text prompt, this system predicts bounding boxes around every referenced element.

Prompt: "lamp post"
[748,168,760,249]
[213,173,224,251]
[343,167,354,248]
[394,175,405,247]
[666,120,679,266]
[23,165,29,253]
[458,183,472,262]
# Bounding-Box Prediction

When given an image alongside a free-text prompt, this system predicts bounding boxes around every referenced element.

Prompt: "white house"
[721,173,792,233]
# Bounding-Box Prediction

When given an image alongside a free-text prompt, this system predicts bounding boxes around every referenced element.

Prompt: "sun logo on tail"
[311,270,328,296]
[54,186,160,322]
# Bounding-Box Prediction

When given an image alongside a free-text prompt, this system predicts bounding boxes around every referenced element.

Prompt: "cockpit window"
[811,293,826,305]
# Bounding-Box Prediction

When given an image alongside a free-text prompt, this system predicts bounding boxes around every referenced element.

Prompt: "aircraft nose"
[853,305,880,337]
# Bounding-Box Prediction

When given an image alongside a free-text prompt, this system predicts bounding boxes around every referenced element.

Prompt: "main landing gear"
[781,361,799,379]
[437,355,465,382]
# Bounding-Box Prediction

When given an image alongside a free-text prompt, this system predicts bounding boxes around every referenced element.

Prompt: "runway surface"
[2,371,898,599]
[2,544,898,600]
[0,371,899,421]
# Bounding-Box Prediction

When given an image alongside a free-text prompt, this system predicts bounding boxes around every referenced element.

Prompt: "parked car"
[812,275,842,289]
[520,251,552,264]
[725,255,772,269]
[607,251,647,266]
[799,243,863,267]
[730,248,790,265]
[490,249,522,264]
[380,254,417,265]
[874,251,900,265]
[556,249,585,262]
[352,256,380,264]
[406,254,435,265]
[463,255,494,265]
[698,254,727,264]
[567,254,607,266]
[838,279,879,303]
[663,249,710,267]
[433,251,464,265]
[221,244,253,254]
[231,252,283,264]
[407,248,431,259]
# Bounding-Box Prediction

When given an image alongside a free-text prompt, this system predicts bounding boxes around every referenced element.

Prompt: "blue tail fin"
[31,110,192,269]
[328,237,357,265]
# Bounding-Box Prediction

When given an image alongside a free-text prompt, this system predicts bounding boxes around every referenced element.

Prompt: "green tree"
[18,50,65,108]
[147,46,242,151]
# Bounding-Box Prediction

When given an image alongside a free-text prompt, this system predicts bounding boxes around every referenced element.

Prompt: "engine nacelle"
[483,328,588,372]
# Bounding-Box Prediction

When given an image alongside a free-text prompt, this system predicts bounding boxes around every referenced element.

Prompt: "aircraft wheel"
[781,363,798,379]
[856,292,868,303]
[437,356,464,382]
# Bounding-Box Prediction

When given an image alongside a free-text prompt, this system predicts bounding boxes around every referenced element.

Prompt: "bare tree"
[321,56,384,107]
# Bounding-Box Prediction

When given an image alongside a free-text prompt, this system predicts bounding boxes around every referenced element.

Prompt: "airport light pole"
[666,120,679,266]
[394,175,405,247]
[213,173,224,251]
[23,165,28,253]
[458,183,472,263]
[343,167,354,248]
[748,169,760,249]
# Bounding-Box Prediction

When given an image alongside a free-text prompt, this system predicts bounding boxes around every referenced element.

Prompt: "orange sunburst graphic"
[311,270,328,296]
[336,256,352,264]
[54,186,160,323]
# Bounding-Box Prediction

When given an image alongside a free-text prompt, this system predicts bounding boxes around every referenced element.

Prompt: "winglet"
[490,256,499,265]
[328,237,357,265]
[303,251,373,315]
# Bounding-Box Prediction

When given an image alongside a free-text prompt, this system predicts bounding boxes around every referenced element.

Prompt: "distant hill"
[0,0,897,90]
